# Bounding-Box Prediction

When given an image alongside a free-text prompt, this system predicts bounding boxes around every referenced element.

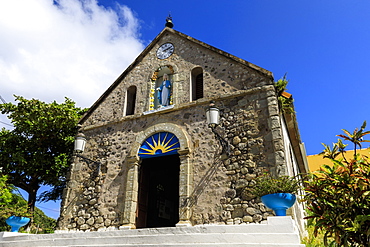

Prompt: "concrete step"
[0,244,306,247]
[0,217,305,247]
[72,245,304,247]
[17,245,304,247]
[0,233,301,246]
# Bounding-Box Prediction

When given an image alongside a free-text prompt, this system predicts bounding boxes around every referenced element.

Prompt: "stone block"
[77,217,85,225]
[95,216,104,224]
[232,136,241,145]
[253,214,263,222]
[86,217,95,225]
[243,215,253,223]
[104,219,112,226]
[246,207,257,215]
[235,179,248,189]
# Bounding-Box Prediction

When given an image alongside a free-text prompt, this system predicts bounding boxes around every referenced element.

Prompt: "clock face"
[156,43,174,59]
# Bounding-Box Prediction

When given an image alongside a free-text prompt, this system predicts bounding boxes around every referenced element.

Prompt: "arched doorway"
[122,123,192,229]
[136,154,180,228]
[136,132,180,228]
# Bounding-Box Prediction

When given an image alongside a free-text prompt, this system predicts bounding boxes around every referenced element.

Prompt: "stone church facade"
[57,24,308,232]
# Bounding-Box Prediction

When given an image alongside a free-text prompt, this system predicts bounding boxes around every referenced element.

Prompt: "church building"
[57,18,308,233]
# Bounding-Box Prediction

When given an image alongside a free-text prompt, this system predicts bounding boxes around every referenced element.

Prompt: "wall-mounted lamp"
[74,132,86,153]
[206,101,230,159]
[74,131,101,176]
[206,102,220,127]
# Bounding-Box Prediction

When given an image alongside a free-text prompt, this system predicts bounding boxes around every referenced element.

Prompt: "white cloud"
[0,0,144,109]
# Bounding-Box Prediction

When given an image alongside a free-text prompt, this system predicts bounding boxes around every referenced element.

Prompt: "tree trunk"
[28,188,38,216]
[26,183,40,229]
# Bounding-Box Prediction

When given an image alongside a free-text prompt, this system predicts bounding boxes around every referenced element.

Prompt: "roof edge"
[168,28,273,79]
[282,104,309,174]
[79,28,171,123]
[79,27,274,124]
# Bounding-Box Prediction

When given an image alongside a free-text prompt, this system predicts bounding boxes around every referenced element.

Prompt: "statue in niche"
[156,74,171,107]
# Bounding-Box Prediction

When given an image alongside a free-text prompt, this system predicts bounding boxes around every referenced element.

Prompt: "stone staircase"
[0,217,305,247]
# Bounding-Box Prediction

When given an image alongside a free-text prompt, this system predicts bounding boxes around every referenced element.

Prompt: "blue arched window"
[138,132,180,159]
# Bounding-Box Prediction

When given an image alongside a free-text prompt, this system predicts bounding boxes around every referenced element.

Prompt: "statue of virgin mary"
[156,74,171,107]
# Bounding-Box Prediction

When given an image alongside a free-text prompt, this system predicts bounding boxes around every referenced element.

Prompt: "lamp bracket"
[75,153,101,176]
[210,125,230,158]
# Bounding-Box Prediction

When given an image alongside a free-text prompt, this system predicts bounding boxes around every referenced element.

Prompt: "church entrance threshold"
[136,154,180,228]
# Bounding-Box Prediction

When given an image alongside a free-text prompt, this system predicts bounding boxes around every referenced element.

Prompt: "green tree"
[0,174,29,219]
[304,121,370,246]
[31,207,57,233]
[0,174,30,231]
[0,184,57,233]
[0,96,86,218]
[0,174,16,215]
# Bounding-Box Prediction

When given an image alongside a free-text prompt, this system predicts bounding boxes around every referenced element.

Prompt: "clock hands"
[163,47,173,53]
[157,43,174,59]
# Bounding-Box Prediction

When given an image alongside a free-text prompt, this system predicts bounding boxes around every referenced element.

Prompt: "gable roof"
[79,27,274,124]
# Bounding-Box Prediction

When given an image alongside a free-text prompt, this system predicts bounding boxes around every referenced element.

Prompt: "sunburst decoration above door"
[139,132,180,159]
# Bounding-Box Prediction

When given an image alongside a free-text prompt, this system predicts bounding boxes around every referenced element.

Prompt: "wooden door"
[136,164,149,228]
[136,155,180,228]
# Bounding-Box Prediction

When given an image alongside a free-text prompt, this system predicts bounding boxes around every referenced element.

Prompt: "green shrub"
[250,173,301,197]
[304,121,370,246]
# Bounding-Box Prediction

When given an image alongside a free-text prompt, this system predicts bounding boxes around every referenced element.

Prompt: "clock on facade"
[156,43,174,59]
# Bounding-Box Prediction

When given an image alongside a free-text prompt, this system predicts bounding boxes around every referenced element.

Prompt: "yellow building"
[307,148,370,172]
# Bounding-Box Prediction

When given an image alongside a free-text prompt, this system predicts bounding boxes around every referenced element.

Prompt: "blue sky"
[98,0,370,155]
[1,0,370,219]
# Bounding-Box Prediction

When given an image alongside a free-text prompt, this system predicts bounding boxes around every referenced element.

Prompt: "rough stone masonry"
[57,27,288,232]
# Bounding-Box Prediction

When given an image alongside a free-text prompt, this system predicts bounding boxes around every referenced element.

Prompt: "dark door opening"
[136,154,180,228]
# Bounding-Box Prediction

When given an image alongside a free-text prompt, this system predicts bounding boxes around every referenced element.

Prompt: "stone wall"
[57,28,285,231]
[58,84,285,231]
[191,86,283,225]
[82,29,272,127]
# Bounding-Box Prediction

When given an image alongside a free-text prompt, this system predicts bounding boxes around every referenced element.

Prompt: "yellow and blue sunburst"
[139,132,180,159]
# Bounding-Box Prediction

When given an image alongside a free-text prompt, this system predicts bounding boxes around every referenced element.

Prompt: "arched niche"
[149,65,175,110]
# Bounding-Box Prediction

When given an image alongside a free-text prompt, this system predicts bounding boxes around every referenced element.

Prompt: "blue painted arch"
[138,132,180,159]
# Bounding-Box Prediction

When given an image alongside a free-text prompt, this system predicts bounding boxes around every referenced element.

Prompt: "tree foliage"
[30,207,57,233]
[304,121,370,246]
[0,95,86,216]
[0,174,29,219]
[0,191,57,233]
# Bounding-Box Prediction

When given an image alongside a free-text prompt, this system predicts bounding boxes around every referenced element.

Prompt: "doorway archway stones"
[121,123,193,228]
